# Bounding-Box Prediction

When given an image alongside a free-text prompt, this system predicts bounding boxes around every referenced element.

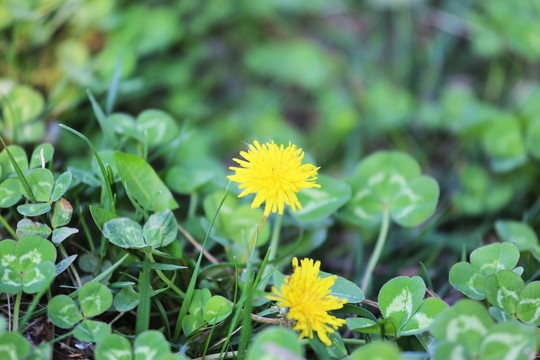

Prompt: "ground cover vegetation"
[0,0,539,359]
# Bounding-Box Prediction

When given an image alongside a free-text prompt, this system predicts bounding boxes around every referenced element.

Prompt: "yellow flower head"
[268,257,347,346]
[228,140,320,216]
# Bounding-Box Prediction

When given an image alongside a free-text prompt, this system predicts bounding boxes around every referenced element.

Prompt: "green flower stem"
[260,213,283,289]
[245,215,268,261]
[136,252,151,334]
[148,253,185,297]
[12,291,22,331]
[0,213,17,240]
[59,244,82,288]
[75,197,95,252]
[361,206,391,294]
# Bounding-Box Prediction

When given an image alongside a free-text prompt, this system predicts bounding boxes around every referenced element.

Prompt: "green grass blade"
[0,137,36,203]
[172,182,231,342]
[106,52,122,115]
[59,124,115,213]
[87,89,116,147]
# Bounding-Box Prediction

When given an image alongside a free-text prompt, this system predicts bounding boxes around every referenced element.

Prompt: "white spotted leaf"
[203,295,232,325]
[143,209,177,249]
[23,261,55,294]
[378,276,426,328]
[29,143,54,169]
[430,299,494,356]
[15,236,56,272]
[449,261,486,300]
[400,297,448,336]
[470,243,519,276]
[246,327,305,360]
[16,203,51,217]
[20,168,54,202]
[95,334,132,360]
[73,320,111,343]
[133,330,170,360]
[484,270,524,315]
[480,321,537,360]
[51,172,72,202]
[79,282,113,318]
[103,217,145,249]
[0,178,22,208]
[516,281,540,325]
[47,295,82,329]
[0,332,31,360]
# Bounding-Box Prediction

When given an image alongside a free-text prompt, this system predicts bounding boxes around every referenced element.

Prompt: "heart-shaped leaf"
[16,219,51,239]
[20,168,54,202]
[52,227,79,245]
[430,300,493,356]
[29,143,54,169]
[516,281,540,325]
[47,295,82,329]
[203,295,232,325]
[182,314,203,336]
[480,321,537,360]
[484,270,524,315]
[51,172,72,202]
[79,282,113,317]
[133,330,170,360]
[0,178,22,208]
[23,261,55,293]
[495,220,540,261]
[73,320,111,342]
[400,297,448,336]
[103,218,145,249]
[292,175,351,223]
[143,209,177,249]
[51,198,73,228]
[378,276,426,328]
[340,151,439,227]
[17,203,51,217]
[0,145,28,181]
[0,332,31,360]
[95,334,132,360]
[246,327,305,360]
[16,235,56,272]
[136,109,179,147]
[449,262,486,300]
[470,243,519,276]
[114,286,139,312]
[320,271,365,303]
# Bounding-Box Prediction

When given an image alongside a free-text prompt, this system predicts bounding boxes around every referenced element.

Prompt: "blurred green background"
[2,0,540,291]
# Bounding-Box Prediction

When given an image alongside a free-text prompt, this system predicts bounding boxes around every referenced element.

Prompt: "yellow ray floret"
[268,257,347,346]
[228,140,320,216]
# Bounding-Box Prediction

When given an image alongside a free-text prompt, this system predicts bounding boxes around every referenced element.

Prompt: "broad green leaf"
[484,270,524,314]
[340,151,439,227]
[482,118,527,172]
[0,145,28,181]
[1,85,44,124]
[222,205,270,247]
[0,239,17,269]
[143,209,178,249]
[495,220,540,260]
[51,172,72,202]
[488,306,514,322]
[23,261,55,294]
[47,295,82,329]
[350,341,404,360]
[29,143,54,169]
[20,168,54,202]
[73,320,111,342]
[79,282,113,317]
[319,271,365,303]
[203,295,232,325]
[246,327,305,360]
[0,178,22,207]
[378,276,426,328]
[17,203,51,217]
[516,281,540,325]
[189,289,211,321]
[470,243,519,276]
[68,166,101,187]
[114,152,178,212]
[16,235,56,272]
[103,217,145,248]
[16,219,51,239]
[389,175,440,227]
[400,297,448,336]
[95,334,132,360]
[133,330,170,360]
[310,331,347,359]
[78,253,99,273]
[165,159,220,194]
[0,332,31,360]
[89,205,117,232]
[182,314,203,336]
[449,262,486,300]
[0,267,23,294]
[434,341,471,360]
[51,198,73,228]
[346,318,378,333]
[480,321,537,360]
[114,286,139,312]
[430,299,493,356]
[292,175,351,223]
[51,227,79,245]
[136,109,179,147]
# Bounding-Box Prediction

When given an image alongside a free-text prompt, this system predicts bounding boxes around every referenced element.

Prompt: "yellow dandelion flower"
[228,140,320,216]
[268,257,347,346]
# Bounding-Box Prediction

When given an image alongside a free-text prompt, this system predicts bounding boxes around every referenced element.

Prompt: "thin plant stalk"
[259,213,282,289]
[12,291,22,331]
[148,253,185,297]
[361,206,391,293]
[135,252,151,334]
[0,213,17,240]
[243,215,268,262]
